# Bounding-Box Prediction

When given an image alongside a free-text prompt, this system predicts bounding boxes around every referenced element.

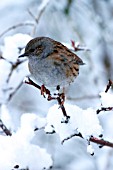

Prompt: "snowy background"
[0,0,113,170]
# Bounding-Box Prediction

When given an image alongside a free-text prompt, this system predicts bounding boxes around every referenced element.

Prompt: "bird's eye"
[29,48,35,53]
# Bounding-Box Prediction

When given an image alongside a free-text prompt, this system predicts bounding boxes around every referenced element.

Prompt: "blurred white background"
[0,0,113,170]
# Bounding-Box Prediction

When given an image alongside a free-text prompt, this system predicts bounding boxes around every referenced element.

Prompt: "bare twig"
[62,132,113,148]
[28,0,50,35]
[28,6,48,25]
[96,79,113,114]
[67,95,99,101]
[0,22,34,38]
[0,119,12,136]
[0,55,27,104]
[6,59,27,83]
[34,126,45,131]
[62,132,83,144]
[90,136,113,148]
[105,79,113,93]
[71,40,90,52]
[24,77,41,90]
[24,77,69,121]
[0,57,27,103]
[27,9,36,21]
[7,80,23,102]
[96,107,113,114]
[0,56,12,64]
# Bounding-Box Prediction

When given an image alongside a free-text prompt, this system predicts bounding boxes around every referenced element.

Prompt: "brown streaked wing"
[51,40,84,65]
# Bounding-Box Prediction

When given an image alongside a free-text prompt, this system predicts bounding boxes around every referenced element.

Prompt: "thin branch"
[24,77,41,90]
[62,132,83,144]
[90,137,113,148]
[62,132,113,148]
[0,57,27,103]
[24,77,70,121]
[7,80,23,102]
[96,107,113,114]
[13,165,29,170]
[0,119,12,136]
[6,59,27,83]
[67,95,99,101]
[105,79,113,93]
[23,77,113,149]
[71,40,90,52]
[96,79,113,114]
[34,126,45,131]
[28,5,48,25]
[0,56,12,64]
[28,0,50,36]
[0,22,34,38]
[27,9,36,21]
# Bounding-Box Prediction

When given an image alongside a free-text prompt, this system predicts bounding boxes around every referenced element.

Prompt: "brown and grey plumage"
[19,37,84,87]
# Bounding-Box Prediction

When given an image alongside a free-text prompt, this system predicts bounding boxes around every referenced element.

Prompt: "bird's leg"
[55,86,65,105]
[59,87,65,106]
[57,87,70,123]
[60,93,65,106]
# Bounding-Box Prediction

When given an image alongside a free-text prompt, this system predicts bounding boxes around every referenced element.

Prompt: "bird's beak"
[18,53,28,58]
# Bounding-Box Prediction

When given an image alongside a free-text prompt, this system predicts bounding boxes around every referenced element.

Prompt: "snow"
[0,33,31,62]
[0,113,52,170]
[45,104,103,141]
[0,0,113,169]
[0,60,11,102]
[87,144,94,155]
[23,76,29,83]
[100,92,113,107]
[1,104,13,130]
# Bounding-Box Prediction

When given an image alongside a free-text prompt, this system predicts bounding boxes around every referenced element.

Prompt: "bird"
[19,37,84,89]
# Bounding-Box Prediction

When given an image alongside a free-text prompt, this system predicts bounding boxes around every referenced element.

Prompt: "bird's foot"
[41,84,51,98]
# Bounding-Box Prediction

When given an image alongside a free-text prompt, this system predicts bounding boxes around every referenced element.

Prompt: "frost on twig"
[0,34,32,136]
[44,103,108,155]
[61,133,113,149]
[45,104,103,142]
[97,107,113,114]
[13,165,29,170]
[97,79,113,114]
[0,33,31,103]
[44,103,113,155]
[24,77,113,153]
[0,113,52,170]
[0,119,12,136]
